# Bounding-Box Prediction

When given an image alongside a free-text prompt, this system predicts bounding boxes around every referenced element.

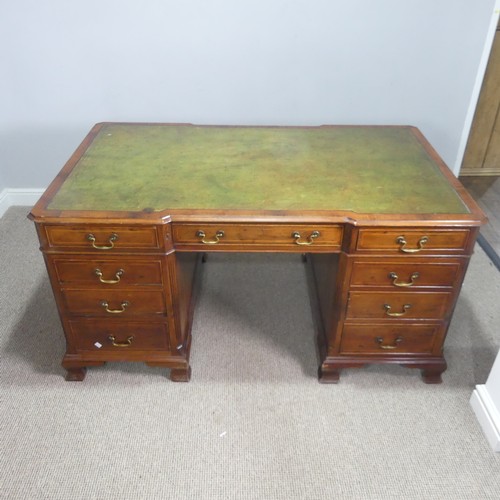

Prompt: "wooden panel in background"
[461,22,500,176]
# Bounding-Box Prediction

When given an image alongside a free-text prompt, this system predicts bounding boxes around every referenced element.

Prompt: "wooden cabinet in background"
[461,21,500,176]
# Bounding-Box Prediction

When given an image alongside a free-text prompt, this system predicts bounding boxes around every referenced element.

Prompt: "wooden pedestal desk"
[29,123,486,383]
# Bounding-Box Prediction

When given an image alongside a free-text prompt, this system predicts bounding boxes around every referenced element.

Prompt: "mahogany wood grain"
[50,257,163,287]
[62,289,167,316]
[339,323,442,355]
[172,223,343,252]
[349,258,465,289]
[43,225,162,251]
[68,319,171,352]
[346,291,453,320]
[355,228,471,254]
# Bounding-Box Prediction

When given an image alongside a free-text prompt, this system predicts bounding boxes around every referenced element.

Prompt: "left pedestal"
[32,220,199,382]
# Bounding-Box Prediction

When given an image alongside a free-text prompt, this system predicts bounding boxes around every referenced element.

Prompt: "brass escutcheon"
[388,271,419,287]
[101,300,129,314]
[396,235,428,253]
[196,230,224,244]
[292,230,321,246]
[376,336,403,349]
[87,233,118,250]
[384,303,411,317]
[94,268,124,284]
[108,335,134,347]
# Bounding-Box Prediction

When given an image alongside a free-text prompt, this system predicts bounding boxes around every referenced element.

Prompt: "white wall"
[0,0,497,189]
[471,350,500,452]
[0,171,6,193]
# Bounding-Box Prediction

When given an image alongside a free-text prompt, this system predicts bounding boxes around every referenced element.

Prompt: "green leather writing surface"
[48,124,468,214]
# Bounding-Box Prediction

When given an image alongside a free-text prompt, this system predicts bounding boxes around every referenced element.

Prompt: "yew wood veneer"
[29,123,486,383]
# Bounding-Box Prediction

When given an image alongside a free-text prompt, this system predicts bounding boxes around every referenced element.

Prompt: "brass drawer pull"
[292,230,320,246]
[108,335,134,347]
[388,272,419,287]
[196,230,224,244]
[87,233,118,250]
[396,235,428,253]
[384,303,411,317]
[94,268,124,284]
[376,336,403,349]
[101,300,129,314]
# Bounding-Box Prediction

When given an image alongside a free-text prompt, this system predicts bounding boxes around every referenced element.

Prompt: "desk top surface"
[35,123,482,221]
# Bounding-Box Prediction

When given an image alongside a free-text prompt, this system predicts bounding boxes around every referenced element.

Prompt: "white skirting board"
[470,385,500,452]
[0,188,45,218]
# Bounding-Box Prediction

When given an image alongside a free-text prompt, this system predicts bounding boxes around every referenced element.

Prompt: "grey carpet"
[1,206,499,499]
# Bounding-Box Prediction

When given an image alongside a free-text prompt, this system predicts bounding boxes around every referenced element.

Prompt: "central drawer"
[172,223,343,251]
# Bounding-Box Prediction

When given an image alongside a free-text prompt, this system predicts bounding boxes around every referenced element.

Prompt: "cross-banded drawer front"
[346,291,453,320]
[340,324,441,355]
[349,259,464,289]
[43,225,161,251]
[68,319,171,352]
[62,290,167,316]
[172,223,343,251]
[355,229,471,254]
[51,258,163,287]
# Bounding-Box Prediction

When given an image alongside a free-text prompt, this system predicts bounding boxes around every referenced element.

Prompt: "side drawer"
[355,228,471,254]
[43,225,162,251]
[62,289,167,316]
[349,258,465,289]
[172,223,343,251]
[340,323,442,355]
[68,319,171,352]
[346,291,453,320]
[50,257,164,287]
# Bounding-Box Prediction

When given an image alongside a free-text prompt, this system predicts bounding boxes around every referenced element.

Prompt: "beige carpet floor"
[1,206,500,499]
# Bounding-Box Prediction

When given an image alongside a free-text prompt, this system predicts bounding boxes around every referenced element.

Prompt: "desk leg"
[405,359,447,384]
[318,366,340,383]
[165,251,203,383]
[170,366,192,382]
[65,367,87,381]
[319,357,447,383]
[62,356,105,381]
[318,358,367,383]
[305,253,345,382]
